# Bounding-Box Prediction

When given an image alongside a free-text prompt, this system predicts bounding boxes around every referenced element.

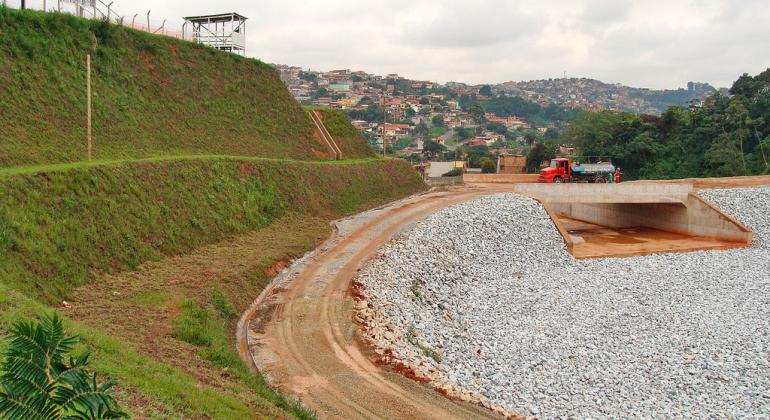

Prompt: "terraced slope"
[0,8,373,167]
[0,8,424,417]
[0,157,426,418]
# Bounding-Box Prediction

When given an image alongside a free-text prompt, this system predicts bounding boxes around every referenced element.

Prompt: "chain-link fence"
[1,0,191,41]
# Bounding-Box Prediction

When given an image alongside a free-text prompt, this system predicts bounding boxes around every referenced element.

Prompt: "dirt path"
[239,185,509,419]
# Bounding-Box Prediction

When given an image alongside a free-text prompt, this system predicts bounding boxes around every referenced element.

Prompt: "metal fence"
[1,0,191,41]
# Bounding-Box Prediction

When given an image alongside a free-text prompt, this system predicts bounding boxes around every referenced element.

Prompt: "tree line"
[561,69,770,180]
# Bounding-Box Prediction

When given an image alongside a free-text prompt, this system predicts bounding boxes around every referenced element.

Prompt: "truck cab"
[538,157,615,183]
[538,158,571,183]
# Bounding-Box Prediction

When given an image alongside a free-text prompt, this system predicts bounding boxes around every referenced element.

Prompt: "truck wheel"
[554,176,563,184]
[594,176,607,183]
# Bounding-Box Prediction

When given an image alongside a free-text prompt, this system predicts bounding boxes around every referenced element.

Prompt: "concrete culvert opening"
[515,183,753,258]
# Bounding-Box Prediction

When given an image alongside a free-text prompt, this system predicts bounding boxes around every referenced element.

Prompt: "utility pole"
[20,0,25,9]
[86,54,92,161]
[382,100,387,158]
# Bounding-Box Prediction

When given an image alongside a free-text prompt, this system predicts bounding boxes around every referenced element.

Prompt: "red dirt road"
[239,185,508,419]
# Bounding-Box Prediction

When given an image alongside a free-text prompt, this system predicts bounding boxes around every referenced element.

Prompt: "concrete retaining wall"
[549,193,752,244]
[426,176,463,186]
[514,183,694,204]
[464,174,538,184]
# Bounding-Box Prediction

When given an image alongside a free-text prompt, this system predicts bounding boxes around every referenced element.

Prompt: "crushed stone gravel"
[357,187,770,418]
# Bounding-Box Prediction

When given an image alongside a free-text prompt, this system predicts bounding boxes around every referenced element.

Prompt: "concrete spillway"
[514,183,752,258]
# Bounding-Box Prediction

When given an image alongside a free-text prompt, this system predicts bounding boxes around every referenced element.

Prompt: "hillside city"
[275,64,719,165]
[495,78,721,114]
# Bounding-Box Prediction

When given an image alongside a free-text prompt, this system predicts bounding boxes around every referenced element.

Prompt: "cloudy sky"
[22,0,770,88]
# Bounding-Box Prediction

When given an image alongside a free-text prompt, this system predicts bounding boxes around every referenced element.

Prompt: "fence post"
[86,54,92,162]
[146,10,151,31]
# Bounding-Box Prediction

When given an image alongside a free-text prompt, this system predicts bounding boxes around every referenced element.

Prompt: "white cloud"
[35,0,769,88]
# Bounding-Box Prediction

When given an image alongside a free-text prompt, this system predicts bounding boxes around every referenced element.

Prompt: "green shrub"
[172,299,214,346]
[480,157,497,173]
[209,289,236,320]
[442,167,464,177]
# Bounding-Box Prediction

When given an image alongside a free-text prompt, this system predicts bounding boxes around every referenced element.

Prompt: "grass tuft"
[406,325,442,364]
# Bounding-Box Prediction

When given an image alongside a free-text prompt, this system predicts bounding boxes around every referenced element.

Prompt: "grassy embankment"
[311,108,376,158]
[0,157,426,418]
[0,7,375,167]
[0,7,426,418]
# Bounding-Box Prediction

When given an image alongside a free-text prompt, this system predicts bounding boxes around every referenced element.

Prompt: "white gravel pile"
[357,188,770,418]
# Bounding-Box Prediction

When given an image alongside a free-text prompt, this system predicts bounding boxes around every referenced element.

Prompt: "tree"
[423,140,446,157]
[553,68,770,180]
[464,145,492,168]
[705,133,745,177]
[524,143,557,173]
[298,71,317,83]
[479,85,493,96]
[455,127,472,140]
[469,103,486,123]
[729,73,765,97]
[0,312,127,419]
[313,87,329,99]
[486,122,508,135]
[480,157,497,173]
[419,97,430,105]
[346,104,384,123]
[414,122,429,136]
[543,128,560,140]
[431,114,445,126]
[523,130,540,145]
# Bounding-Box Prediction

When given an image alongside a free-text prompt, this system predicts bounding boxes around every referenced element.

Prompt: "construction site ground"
[241,185,508,419]
[558,216,746,259]
[242,174,770,419]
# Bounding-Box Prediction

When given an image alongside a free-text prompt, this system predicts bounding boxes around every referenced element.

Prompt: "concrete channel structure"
[514,183,752,258]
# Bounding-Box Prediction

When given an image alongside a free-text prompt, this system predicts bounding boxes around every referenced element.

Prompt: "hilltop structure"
[184,12,247,55]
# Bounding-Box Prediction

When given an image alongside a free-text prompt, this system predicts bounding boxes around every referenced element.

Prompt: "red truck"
[538,158,616,183]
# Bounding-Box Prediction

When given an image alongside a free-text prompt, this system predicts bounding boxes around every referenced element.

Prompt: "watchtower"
[183,13,247,55]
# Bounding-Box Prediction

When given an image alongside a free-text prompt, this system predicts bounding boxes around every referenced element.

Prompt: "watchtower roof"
[183,13,247,23]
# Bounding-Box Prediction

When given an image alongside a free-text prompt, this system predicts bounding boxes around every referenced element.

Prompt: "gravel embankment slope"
[357,187,770,418]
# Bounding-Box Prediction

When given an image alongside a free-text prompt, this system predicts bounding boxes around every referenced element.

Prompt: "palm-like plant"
[0,312,128,419]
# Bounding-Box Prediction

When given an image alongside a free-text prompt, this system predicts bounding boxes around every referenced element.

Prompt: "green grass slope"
[0,157,424,302]
[0,8,373,167]
[314,108,376,158]
[0,157,426,418]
